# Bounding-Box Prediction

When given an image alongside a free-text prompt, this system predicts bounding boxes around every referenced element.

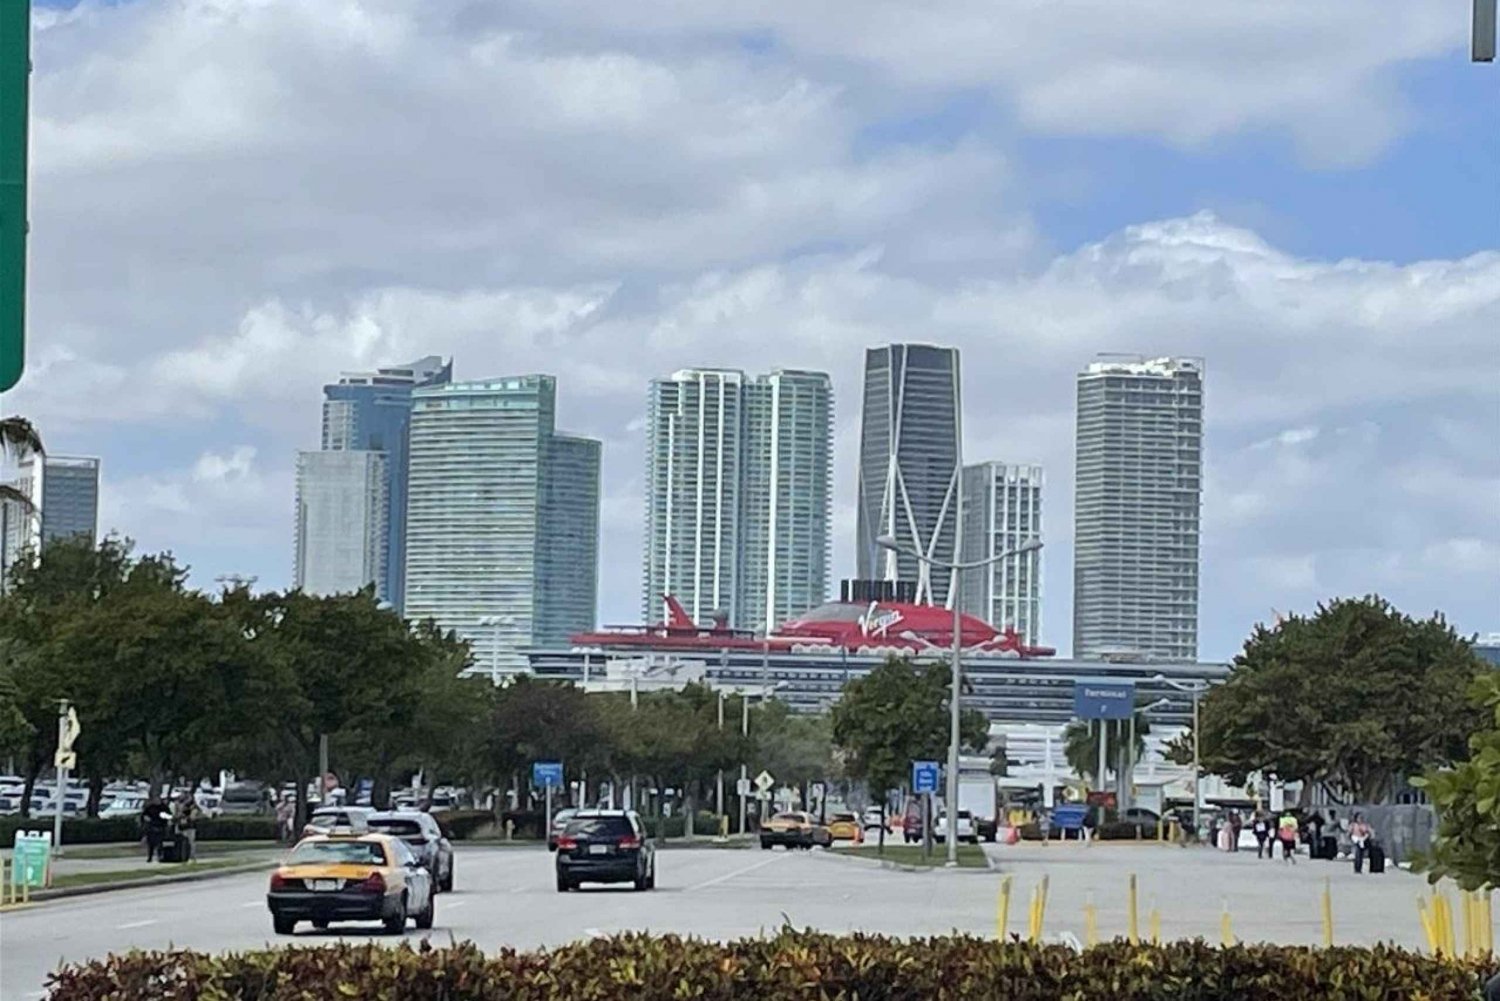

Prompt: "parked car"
[221,781,272,816]
[302,806,372,839]
[933,810,979,844]
[554,810,655,892]
[101,794,147,819]
[368,810,454,892]
[861,806,890,832]
[760,812,832,850]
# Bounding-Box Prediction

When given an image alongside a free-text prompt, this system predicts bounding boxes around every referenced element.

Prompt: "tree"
[831,657,988,845]
[1194,596,1485,802]
[1416,673,1500,890]
[1063,713,1150,787]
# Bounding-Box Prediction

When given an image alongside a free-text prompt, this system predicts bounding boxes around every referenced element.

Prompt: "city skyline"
[20,1,1496,662]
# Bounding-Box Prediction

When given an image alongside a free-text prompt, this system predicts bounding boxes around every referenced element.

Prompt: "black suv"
[368,811,455,892]
[555,810,655,892]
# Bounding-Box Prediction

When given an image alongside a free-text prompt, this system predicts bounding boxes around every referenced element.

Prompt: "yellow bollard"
[1149,904,1162,945]
[996,876,1012,941]
[1418,896,1438,954]
[1433,892,1455,957]
[1127,873,1139,945]
[1321,877,1334,948]
[1486,891,1494,958]
[1220,898,1235,947]
[1084,892,1098,947]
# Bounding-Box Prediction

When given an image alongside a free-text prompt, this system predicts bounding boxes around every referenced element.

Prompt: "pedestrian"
[1305,809,1326,858]
[276,795,295,844]
[1081,809,1097,845]
[141,796,170,863]
[174,790,200,862]
[1252,811,1270,859]
[1277,810,1299,864]
[1228,810,1242,852]
[1349,813,1373,874]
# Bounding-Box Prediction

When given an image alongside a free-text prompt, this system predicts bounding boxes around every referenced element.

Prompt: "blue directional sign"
[1073,679,1136,720]
[912,760,941,794]
[532,761,564,789]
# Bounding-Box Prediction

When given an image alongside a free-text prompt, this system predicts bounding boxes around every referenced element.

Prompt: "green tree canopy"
[1195,596,1484,802]
[1416,673,1500,890]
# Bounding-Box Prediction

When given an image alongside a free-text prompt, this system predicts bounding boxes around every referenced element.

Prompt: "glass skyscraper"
[855,344,962,606]
[318,356,451,610]
[404,375,601,678]
[642,368,831,632]
[959,462,1044,645]
[1073,355,1203,660]
[2,455,100,586]
[293,450,389,598]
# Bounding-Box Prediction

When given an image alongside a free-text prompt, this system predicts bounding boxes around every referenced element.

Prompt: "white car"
[101,795,146,819]
[933,810,979,844]
[861,807,890,831]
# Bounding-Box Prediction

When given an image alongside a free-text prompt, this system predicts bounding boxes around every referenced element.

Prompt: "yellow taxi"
[266,832,434,935]
[826,812,864,843]
[759,811,834,850]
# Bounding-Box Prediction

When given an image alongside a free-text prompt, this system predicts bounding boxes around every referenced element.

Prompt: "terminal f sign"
[1073,679,1136,720]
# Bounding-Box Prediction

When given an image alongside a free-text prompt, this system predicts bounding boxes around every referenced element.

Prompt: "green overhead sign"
[0,0,29,392]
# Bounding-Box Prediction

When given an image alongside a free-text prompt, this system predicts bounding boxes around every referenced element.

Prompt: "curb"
[9,859,275,906]
[819,850,996,875]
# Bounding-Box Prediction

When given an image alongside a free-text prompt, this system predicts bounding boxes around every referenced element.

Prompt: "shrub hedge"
[43,933,1491,1000]
[0,814,278,845]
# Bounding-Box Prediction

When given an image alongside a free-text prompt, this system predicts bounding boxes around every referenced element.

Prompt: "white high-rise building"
[294,450,388,597]
[855,344,962,606]
[642,368,831,632]
[959,462,1043,646]
[404,375,601,678]
[1073,356,1203,660]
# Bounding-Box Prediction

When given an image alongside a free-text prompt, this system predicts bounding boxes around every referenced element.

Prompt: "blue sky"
[8,0,1498,661]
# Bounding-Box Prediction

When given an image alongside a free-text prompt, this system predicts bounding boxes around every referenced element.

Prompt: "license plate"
[311,879,340,892]
[588,844,610,855]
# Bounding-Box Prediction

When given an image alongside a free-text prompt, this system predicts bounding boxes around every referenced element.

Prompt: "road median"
[3,856,276,908]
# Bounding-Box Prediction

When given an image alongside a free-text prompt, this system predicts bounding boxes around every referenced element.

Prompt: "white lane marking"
[241,900,263,908]
[116,919,158,930]
[444,899,467,909]
[685,852,786,892]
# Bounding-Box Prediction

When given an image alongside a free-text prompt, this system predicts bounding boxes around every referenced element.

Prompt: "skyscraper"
[642,368,832,632]
[318,356,451,609]
[404,375,601,678]
[855,344,962,606]
[293,450,388,598]
[1073,355,1203,660]
[959,462,1044,646]
[2,454,100,586]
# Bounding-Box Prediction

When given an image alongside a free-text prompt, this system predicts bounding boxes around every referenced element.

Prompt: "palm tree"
[0,416,43,507]
[1063,713,1151,786]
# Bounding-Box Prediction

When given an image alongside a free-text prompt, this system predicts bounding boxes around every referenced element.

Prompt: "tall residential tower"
[1072,356,1203,660]
[404,375,600,677]
[642,368,832,632]
[959,462,1043,646]
[855,344,962,606]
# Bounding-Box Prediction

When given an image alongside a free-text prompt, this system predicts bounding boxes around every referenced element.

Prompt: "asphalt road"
[0,842,1445,999]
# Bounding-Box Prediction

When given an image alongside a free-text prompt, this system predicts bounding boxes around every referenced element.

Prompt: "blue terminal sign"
[1073,679,1136,720]
[532,761,564,789]
[911,760,941,794]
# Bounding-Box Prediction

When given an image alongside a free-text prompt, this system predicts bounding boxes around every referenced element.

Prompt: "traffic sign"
[53,750,75,770]
[736,778,752,796]
[1073,679,1136,720]
[11,831,50,889]
[754,770,775,792]
[532,761,563,789]
[912,760,940,794]
[0,1,29,391]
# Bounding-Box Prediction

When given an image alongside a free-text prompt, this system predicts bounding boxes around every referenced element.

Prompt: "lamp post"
[477,615,514,686]
[1154,675,1209,838]
[877,533,1042,867]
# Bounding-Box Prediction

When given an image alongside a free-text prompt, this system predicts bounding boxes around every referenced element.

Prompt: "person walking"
[1349,813,1373,874]
[174,790,200,862]
[276,795,296,844]
[1252,811,1271,859]
[141,796,170,863]
[1277,810,1299,864]
[1228,810,1243,852]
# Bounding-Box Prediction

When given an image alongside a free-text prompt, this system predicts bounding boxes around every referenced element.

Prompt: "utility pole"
[739,692,750,835]
[716,690,725,820]
[318,733,329,804]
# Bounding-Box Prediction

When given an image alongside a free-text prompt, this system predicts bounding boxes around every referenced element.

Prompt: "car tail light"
[618,836,641,850]
[357,872,385,893]
[269,872,288,891]
[556,836,577,851]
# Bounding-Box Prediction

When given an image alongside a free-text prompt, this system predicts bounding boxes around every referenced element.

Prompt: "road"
[0,842,1445,998]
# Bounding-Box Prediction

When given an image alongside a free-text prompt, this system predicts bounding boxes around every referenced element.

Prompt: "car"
[221,781,272,816]
[100,794,146,819]
[303,806,372,839]
[760,811,833,850]
[861,807,890,832]
[266,832,434,935]
[368,810,454,893]
[554,810,655,892]
[548,808,579,851]
[934,810,979,844]
[826,812,864,843]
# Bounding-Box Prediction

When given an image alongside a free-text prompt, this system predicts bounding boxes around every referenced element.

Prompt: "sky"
[8,0,1498,661]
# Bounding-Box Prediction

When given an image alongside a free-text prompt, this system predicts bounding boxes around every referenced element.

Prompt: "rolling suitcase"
[1320,835,1337,860]
[1368,843,1386,874]
[158,833,187,863]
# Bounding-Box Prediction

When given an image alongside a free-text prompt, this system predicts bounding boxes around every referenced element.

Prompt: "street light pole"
[1155,675,1209,838]
[878,533,1042,868]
